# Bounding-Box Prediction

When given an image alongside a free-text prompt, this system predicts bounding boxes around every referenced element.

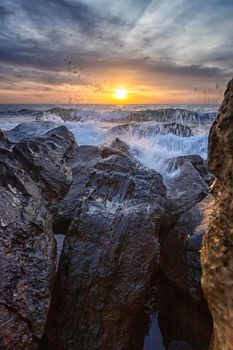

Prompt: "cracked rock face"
[44,148,168,350]
[201,78,233,350]
[0,126,76,349]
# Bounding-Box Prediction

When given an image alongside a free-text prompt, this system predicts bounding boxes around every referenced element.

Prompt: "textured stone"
[201,78,233,350]
[44,151,168,349]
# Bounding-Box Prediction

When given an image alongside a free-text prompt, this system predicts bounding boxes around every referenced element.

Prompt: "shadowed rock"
[44,151,168,349]
[0,126,76,349]
[161,194,214,301]
[201,78,233,350]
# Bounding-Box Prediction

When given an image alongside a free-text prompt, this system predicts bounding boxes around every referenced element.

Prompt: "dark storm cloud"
[0,0,232,98]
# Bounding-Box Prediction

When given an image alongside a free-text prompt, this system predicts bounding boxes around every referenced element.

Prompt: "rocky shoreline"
[0,79,232,349]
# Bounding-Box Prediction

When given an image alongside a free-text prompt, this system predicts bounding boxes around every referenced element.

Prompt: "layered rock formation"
[201,78,233,349]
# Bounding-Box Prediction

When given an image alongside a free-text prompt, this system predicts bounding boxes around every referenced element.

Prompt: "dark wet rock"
[0,128,5,142]
[53,139,131,234]
[165,155,214,186]
[13,126,76,199]
[127,108,216,124]
[160,194,214,301]
[153,269,212,350]
[53,144,102,233]
[39,107,78,122]
[201,78,233,349]
[6,121,58,142]
[100,137,130,158]
[0,144,56,349]
[166,162,210,216]
[108,122,194,138]
[168,340,193,350]
[44,152,168,349]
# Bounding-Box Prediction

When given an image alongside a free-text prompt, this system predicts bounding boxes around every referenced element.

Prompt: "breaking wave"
[0,104,216,174]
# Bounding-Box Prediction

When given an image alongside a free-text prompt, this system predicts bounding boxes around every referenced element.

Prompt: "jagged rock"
[13,126,76,199]
[53,144,102,233]
[100,137,130,158]
[107,122,194,138]
[53,139,131,234]
[201,78,233,349]
[127,108,216,124]
[0,126,77,349]
[160,194,214,301]
[165,155,214,185]
[166,162,210,216]
[0,144,55,349]
[6,121,58,142]
[44,152,168,349]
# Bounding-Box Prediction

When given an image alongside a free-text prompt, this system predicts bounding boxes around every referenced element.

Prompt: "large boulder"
[13,126,76,199]
[44,151,168,349]
[160,194,214,301]
[53,138,130,234]
[53,144,102,233]
[6,121,58,142]
[201,78,233,349]
[165,155,214,185]
[166,161,209,216]
[0,144,55,349]
[0,126,76,349]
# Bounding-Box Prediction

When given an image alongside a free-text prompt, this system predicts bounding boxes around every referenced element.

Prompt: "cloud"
[0,0,232,102]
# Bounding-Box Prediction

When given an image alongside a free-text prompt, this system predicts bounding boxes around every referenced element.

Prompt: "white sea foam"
[0,104,214,175]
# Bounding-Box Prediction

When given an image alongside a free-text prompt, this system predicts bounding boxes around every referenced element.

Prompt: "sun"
[113,88,128,100]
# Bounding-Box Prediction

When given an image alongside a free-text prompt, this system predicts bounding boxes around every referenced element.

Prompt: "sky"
[0,0,232,104]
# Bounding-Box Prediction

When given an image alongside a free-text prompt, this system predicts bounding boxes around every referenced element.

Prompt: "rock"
[107,122,194,139]
[53,144,102,233]
[153,269,212,350]
[37,107,78,122]
[168,340,193,350]
[100,137,130,158]
[6,121,58,142]
[160,194,214,301]
[127,108,216,124]
[53,139,131,234]
[13,126,76,199]
[44,152,168,349]
[0,142,56,349]
[201,78,233,349]
[165,155,214,186]
[0,128,5,142]
[166,162,210,216]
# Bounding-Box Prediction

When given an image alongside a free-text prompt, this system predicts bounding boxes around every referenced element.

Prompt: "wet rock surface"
[0,126,76,349]
[201,78,233,349]
[44,146,168,349]
[108,122,194,138]
[5,121,58,142]
[13,126,76,199]
[160,194,214,301]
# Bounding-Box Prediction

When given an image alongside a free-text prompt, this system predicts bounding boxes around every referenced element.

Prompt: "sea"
[0,103,218,176]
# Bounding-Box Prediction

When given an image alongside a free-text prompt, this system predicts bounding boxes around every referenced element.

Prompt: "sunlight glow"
[113,88,128,100]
